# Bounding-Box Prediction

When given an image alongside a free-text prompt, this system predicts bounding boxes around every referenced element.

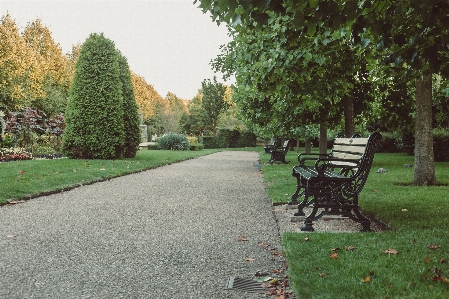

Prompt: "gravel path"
[0,151,285,299]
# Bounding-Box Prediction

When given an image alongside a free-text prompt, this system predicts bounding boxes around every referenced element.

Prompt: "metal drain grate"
[225,276,266,294]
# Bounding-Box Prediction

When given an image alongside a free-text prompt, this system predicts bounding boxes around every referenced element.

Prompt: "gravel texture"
[0,151,388,299]
[0,151,285,299]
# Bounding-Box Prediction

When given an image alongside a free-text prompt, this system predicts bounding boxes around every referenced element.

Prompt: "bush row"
[202,129,257,149]
[375,132,449,162]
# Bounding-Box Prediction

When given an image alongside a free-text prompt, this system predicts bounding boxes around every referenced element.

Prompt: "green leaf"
[309,0,319,9]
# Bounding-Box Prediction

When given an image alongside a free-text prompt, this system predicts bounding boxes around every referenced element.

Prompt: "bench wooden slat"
[334,137,369,145]
[332,145,367,154]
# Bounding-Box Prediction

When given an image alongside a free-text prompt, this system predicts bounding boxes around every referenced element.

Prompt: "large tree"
[197,0,449,185]
[201,77,230,134]
[62,33,124,159]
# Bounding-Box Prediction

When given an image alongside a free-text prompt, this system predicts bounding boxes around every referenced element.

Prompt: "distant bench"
[269,140,289,164]
[289,132,382,232]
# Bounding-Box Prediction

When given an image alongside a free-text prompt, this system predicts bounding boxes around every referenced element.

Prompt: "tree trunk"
[412,72,436,186]
[319,123,327,155]
[305,138,312,154]
[344,95,355,137]
[296,139,300,153]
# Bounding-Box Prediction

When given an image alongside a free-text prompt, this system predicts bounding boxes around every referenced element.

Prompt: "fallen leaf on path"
[257,242,270,247]
[245,257,256,262]
[271,251,284,257]
[236,236,248,241]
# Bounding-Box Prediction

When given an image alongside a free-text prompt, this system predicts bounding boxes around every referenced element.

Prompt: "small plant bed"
[260,149,449,298]
[0,148,221,205]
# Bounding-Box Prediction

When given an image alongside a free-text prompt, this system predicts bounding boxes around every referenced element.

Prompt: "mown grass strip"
[0,148,221,204]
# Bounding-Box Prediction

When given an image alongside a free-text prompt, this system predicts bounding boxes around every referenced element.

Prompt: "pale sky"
[0,0,234,99]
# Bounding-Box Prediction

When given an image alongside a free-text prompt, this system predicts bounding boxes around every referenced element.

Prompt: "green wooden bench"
[289,132,382,231]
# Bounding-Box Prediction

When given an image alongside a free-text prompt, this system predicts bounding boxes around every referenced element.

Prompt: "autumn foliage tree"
[0,14,73,115]
[62,33,124,159]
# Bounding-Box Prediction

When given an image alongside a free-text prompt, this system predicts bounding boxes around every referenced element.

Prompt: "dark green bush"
[158,133,189,150]
[376,132,402,153]
[147,143,159,150]
[202,129,257,148]
[434,134,449,162]
[62,33,124,159]
[189,143,204,151]
[238,131,257,147]
[202,136,218,149]
[118,52,141,158]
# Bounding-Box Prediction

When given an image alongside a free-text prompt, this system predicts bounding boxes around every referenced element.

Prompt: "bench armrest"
[298,153,328,162]
[314,158,360,177]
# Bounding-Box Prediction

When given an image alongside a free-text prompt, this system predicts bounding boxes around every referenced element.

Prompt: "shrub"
[238,131,257,147]
[189,143,204,151]
[157,133,189,150]
[118,52,141,158]
[202,129,257,149]
[147,143,159,150]
[62,33,124,159]
[376,132,401,153]
[186,136,198,144]
[434,133,449,162]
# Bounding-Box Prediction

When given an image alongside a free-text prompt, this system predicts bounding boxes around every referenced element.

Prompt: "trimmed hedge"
[202,129,257,149]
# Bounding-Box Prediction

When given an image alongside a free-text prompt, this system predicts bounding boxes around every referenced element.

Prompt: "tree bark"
[344,95,355,137]
[305,138,312,154]
[319,123,328,155]
[412,72,436,186]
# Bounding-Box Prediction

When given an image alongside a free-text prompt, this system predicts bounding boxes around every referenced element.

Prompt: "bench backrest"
[331,132,382,196]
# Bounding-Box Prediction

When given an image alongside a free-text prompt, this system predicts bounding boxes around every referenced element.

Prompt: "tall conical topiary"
[62,33,124,159]
[118,52,141,158]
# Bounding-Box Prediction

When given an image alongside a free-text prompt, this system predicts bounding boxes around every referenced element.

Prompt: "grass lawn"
[0,148,223,205]
[260,149,449,299]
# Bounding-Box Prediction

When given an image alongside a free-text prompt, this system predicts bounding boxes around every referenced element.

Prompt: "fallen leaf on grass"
[329,252,338,259]
[303,237,310,241]
[345,246,357,251]
[431,275,449,282]
[73,169,77,173]
[331,247,341,252]
[425,256,431,263]
[362,276,371,283]
[383,248,399,255]
[319,272,329,277]
[427,244,442,250]
[440,258,447,264]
